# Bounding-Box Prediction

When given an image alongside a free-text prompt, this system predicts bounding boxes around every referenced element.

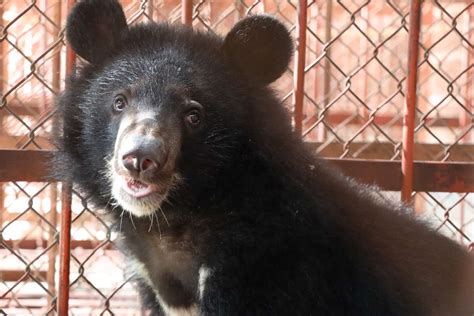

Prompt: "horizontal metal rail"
[1,149,472,193]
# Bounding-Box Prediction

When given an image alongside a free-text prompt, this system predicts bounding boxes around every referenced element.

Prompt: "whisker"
[155,212,162,239]
[104,197,114,210]
[158,206,170,227]
[128,211,137,231]
[111,202,119,213]
[164,197,175,207]
[148,212,154,233]
[119,209,125,233]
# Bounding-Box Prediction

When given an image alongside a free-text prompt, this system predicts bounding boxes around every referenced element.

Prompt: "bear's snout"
[121,136,165,176]
[109,129,177,217]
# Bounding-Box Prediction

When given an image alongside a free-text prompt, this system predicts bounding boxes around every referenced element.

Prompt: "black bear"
[54,0,474,315]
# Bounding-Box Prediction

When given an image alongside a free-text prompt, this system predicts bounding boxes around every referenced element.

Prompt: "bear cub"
[54,0,474,315]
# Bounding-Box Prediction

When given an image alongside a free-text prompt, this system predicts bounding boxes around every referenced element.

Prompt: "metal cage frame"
[0,0,472,314]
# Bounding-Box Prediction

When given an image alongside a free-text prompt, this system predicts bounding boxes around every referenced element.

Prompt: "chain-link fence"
[0,0,472,314]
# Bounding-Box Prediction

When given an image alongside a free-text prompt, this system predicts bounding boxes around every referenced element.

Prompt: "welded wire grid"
[0,0,472,314]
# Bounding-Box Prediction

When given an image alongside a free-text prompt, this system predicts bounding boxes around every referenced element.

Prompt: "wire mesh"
[0,182,58,315]
[0,0,472,314]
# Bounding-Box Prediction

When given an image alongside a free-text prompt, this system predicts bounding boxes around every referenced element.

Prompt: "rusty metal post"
[182,0,193,26]
[401,0,422,203]
[58,2,76,315]
[65,44,76,78]
[47,184,58,308]
[46,1,62,311]
[458,4,473,243]
[0,1,4,230]
[50,0,62,94]
[293,0,307,136]
[58,183,72,316]
[310,6,321,141]
[319,0,333,141]
[461,5,473,143]
[0,0,3,89]
[360,4,370,142]
[0,0,5,139]
[322,1,332,110]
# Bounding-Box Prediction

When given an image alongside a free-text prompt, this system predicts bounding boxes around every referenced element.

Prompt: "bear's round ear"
[222,15,293,85]
[66,0,128,64]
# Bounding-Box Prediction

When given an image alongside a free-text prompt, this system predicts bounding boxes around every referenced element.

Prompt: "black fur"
[54,1,474,315]
[222,14,293,85]
[66,0,127,64]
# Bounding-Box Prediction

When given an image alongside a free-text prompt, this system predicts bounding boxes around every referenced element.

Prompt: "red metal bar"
[181,0,193,26]
[0,1,4,231]
[322,1,332,109]
[58,183,72,316]
[313,1,332,141]
[293,0,308,136]
[2,149,473,193]
[360,5,370,142]
[58,1,76,315]
[0,149,50,181]
[1,239,116,251]
[311,6,325,142]
[66,48,75,77]
[401,0,422,203]
[0,1,4,92]
[461,5,473,143]
[47,1,62,306]
[458,0,474,245]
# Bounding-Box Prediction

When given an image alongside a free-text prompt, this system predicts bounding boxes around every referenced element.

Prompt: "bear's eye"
[184,100,204,129]
[113,94,128,112]
[185,109,201,127]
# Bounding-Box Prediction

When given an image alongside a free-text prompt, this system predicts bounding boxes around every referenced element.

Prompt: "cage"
[0,0,472,315]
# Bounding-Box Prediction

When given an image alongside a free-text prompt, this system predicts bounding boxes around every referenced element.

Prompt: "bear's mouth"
[110,169,176,217]
[121,176,159,198]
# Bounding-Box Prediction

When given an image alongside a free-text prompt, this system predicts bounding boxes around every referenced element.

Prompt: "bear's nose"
[121,138,164,174]
[122,152,157,173]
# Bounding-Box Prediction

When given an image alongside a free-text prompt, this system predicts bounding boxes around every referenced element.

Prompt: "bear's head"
[57,0,294,218]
